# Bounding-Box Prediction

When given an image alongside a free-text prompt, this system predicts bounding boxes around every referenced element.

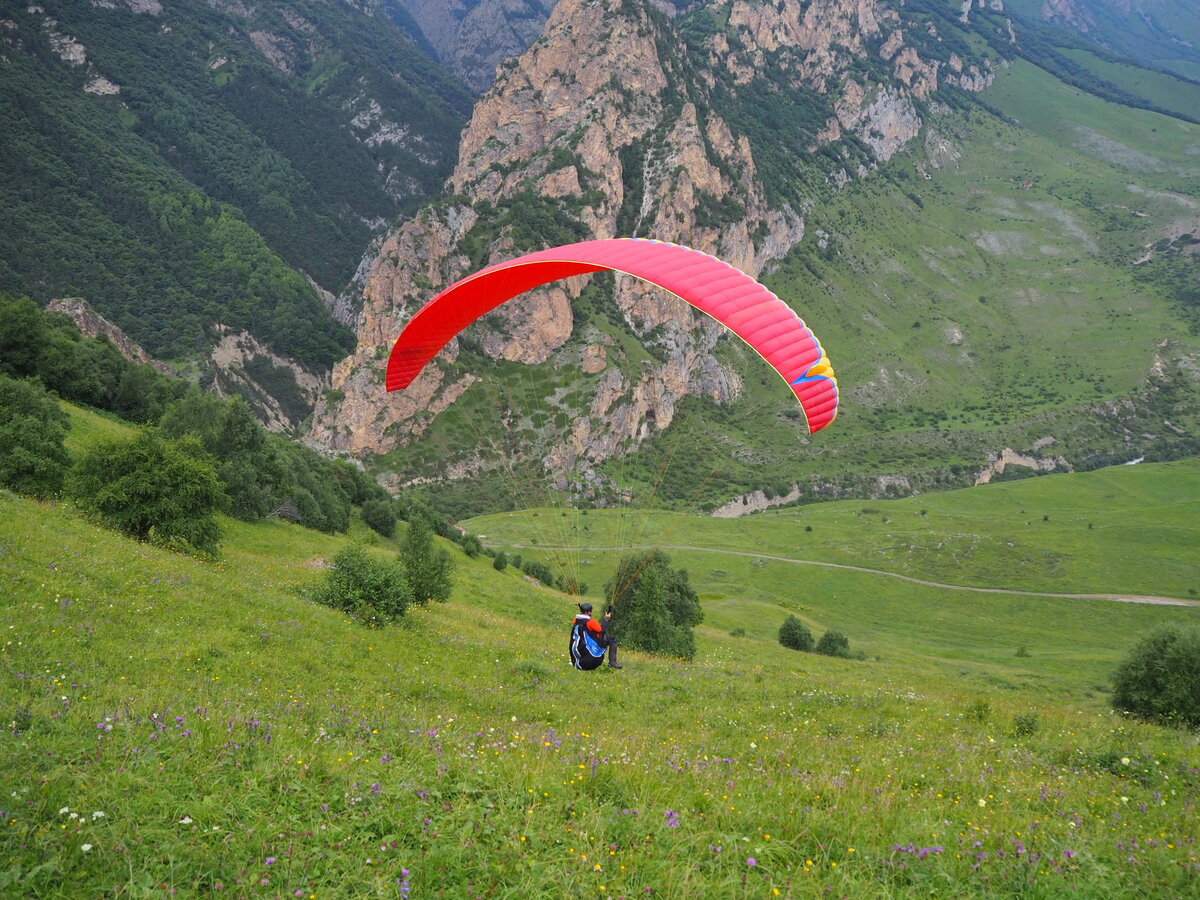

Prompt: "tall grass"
[1,469,1197,897]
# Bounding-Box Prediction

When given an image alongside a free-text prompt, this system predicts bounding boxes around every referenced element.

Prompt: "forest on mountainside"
[0,0,470,366]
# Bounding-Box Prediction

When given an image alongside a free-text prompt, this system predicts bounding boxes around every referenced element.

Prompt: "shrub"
[310,544,411,625]
[778,615,814,651]
[522,559,554,584]
[492,551,509,572]
[68,430,226,557]
[360,498,396,538]
[965,699,991,722]
[815,630,851,658]
[1011,712,1040,737]
[0,375,71,498]
[460,534,483,557]
[1111,625,1200,728]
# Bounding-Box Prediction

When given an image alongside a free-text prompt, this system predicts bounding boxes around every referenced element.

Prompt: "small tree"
[1111,625,1200,728]
[400,518,453,604]
[68,430,227,556]
[0,375,71,498]
[778,615,814,651]
[604,550,703,660]
[310,544,411,625]
[492,551,509,572]
[815,630,851,658]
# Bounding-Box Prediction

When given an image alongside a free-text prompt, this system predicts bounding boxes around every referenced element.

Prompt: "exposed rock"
[47,298,173,375]
[974,447,1070,485]
[248,30,294,74]
[209,325,326,435]
[47,27,87,66]
[84,74,121,95]
[393,0,556,94]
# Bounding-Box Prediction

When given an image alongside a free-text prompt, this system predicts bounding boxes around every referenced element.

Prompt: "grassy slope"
[2,456,1198,896]
[748,58,1200,481]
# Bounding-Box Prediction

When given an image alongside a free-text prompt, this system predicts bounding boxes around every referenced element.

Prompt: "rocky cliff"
[46,298,173,376]
[393,0,557,94]
[311,0,1002,497]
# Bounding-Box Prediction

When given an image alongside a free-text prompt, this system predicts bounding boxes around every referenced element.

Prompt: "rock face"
[311,0,1003,492]
[47,298,173,375]
[208,326,326,435]
[394,0,557,94]
[974,447,1070,485]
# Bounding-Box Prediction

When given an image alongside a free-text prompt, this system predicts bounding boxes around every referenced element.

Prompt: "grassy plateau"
[2,458,1199,898]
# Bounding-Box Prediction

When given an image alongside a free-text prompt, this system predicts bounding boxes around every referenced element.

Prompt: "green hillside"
[2,456,1197,896]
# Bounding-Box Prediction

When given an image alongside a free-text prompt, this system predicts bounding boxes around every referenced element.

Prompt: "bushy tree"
[0,295,47,379]
[360,497,397,538]
[0,375,71,498]
[522,559,554,584]
[400,518,453,604]
[1111,625,1200,728]
[68,430,227,556]
[310,544,411,626]
[492,551,509,572]
[160,393,275,519]
[815,630,851,658]
[778,615,814,651]
[604,550,703,660]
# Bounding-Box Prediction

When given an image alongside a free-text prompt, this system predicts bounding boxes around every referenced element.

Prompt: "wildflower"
[747,857,757,867]
[265,857,276,865]
[81,844,92,852]
[179,816,192,825]
[58,807,69,815]
[92,811,105,820]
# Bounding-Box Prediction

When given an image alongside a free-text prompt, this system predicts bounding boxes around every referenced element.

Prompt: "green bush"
[815,630,851,658]
[492,551,509,572]
[360,498,397,538]
[309,544,411,625]
[1011,712,1041,737]
[1111,625,1200,728]
[67,430,226,557]
[0,375,71,499]
[778,615,814,651]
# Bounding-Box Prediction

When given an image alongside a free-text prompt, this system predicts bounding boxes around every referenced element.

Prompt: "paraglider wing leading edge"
[385,238,838,434]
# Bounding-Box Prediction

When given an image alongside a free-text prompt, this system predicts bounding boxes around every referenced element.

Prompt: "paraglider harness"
[569,603,616,670]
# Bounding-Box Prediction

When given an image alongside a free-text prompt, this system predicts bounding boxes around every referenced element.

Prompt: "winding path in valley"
[515,543,1200,607]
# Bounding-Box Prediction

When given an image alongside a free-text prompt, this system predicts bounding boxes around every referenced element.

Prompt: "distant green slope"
[470,459,1200,602]
[1003,0,1200,81]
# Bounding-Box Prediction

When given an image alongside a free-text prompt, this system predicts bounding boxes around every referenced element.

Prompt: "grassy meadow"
[2,458,1199,897]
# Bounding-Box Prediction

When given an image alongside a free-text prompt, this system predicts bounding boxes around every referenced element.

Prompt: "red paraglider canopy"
[386,238,838,433]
